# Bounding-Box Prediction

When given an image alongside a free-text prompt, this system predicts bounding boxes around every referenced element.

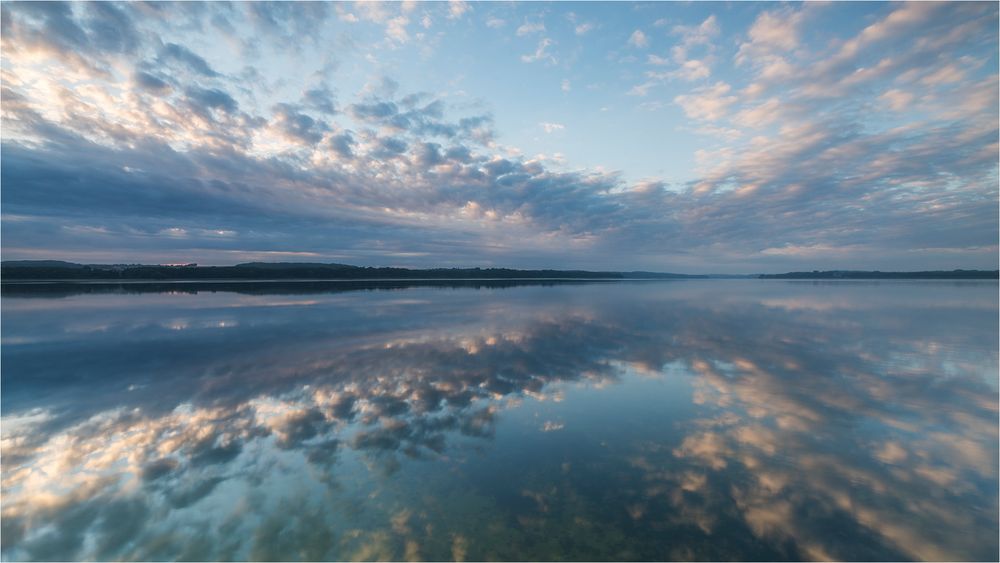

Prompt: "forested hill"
[0,261,706,280]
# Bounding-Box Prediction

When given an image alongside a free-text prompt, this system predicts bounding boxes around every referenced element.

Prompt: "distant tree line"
[758,270,999,279]
[0,279,599,298]
[0,261,629,281]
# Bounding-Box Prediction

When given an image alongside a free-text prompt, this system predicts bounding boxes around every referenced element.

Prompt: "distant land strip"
[0,260,1000,282]
[757,270,998,279]
[0,261,996,281]
[0,261,712,281]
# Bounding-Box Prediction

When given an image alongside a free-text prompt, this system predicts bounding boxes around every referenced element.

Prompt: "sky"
[1,1,997,273]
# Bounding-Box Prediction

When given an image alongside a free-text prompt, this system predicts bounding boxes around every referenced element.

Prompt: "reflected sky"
[2,281,997,561]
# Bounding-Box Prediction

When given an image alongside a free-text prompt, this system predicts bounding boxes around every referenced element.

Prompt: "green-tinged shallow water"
[1,280,997,561]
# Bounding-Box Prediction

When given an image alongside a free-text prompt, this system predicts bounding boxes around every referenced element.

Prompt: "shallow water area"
[1,280,997,561]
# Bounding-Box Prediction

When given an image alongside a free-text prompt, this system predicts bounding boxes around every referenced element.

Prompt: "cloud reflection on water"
[1,281,997,560]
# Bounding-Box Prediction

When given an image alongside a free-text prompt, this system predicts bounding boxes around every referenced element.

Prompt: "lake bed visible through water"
[1,280,997,561]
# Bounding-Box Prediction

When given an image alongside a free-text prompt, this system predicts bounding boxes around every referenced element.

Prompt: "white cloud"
[674,81,737,121]
[731,97,782,128]
[386,16,409,43]
[672,59,711,81]
[575,22,594,36]
[628,29,649,48]
[628,81,655,97]
[355,1,391,23]
[670,15,719,63]
[516,22,545,36]
[448,0,470,20]
[521,38,556,64]
[832,2,940,64]
[735,9,805,67]
[747,11,799,51]
[485,17,505,29]
[644,15,719,86]
[539,122,565,133]
[880,89,915,111]
[674,14,719,49]
[920,64,965,86]
[561,79,571,92]
[693,124,743,142]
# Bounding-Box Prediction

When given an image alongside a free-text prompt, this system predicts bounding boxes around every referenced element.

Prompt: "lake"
[1,280,997,561]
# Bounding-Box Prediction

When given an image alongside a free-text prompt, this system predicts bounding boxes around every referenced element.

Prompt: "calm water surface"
[1,280,997,561]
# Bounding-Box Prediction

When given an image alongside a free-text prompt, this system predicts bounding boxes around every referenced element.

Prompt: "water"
[1,280,997,561]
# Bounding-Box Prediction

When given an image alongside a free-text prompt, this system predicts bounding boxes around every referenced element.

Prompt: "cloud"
[246,1,330,48]
[741,9,802,55]
[635,15,717,93]
[328,132,355,158]
[185,86,239,115]
[0,2,141,76]
[574,22,594,36]
[0,2,996,273]
[301,86,337,115]
[516,21,545,36]
[663,59,711,81]
[373,136,408,158]
[159,42,220,77]
[730,97,782,128]
[133,71,171,93]
[270,103,330,146]
[628,29,649,48]
[674,81,736,121]
[447,0,469,20]
[672,14,719,56]
[879,89,915,111]
[521,38,556,64]
[539,122,565,134]
[385,15,409,43]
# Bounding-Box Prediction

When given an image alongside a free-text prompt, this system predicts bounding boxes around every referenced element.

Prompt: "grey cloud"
[329,132,355,158]
[246,1,329,48]
[134,70,171,93]
[209,11,236,39]
[167,477,228,509]
[350,100,398,120]
[6,2,89,51]
[271,103,330,145]
[302,86,337,115]
[185,85,238,114]
[273,408,328,449]
[84,2,139,54]
[1,1,143,76]
[416,142,444,166]
[141,458,180,481]
[374,136,408,158]
[160,42,220,77]
[444,145,473,163]
[350,95,490,140]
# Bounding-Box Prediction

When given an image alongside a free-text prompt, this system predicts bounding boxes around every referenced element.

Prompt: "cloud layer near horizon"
[1,1,997,272]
